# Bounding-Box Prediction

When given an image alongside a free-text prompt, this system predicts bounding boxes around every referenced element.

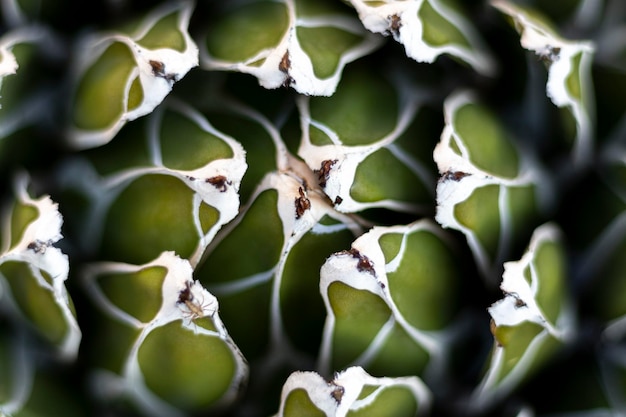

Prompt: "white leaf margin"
[199,0,384,96]
[433,89,554,281]
[296,84,437,214]
[0,172,81,360]
[82,251,248,417]
[272,366,431,417]
[57,98,247,267]
[491,0,596,167]
[205,169,364,371]
[317,219,457,381]
[66,0,199,149]
[345,0,497,75]
[470,223,576,413]
[490,223,575,340]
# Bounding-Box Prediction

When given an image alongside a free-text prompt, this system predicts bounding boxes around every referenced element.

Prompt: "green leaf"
[196,171,362,362]
[471,223,574,413]
[492,0,595,167]
[82,251,248,416]
[434,90,551,283]
[138,321,238,410]
[200,0,383,96]
[56,98,247,267]
[274,366,431,417]
[297,65,437,214]
[344,0,496,75]
[318,220,460,379]
[66,1,198,148]
[0,174,80,360]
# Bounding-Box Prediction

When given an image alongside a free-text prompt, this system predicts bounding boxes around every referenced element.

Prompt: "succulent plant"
[1,0,626,416]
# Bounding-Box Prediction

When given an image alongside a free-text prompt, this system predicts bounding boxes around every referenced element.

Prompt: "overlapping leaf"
[273,366,431,417]
[199,0,383,96]
[434,89,553,284]
[470,223,575,413]
[297,65,438,214]
[318,220,461,383]
[0,173,80,360]
[191,96,366,380]
[56,98,247,267]
[66,0,198,148]
[195,170,364,369]
[492,0,595,167]
[82,251,247,417]
[344,0,496,75]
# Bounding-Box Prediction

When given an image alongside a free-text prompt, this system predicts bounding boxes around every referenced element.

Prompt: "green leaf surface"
[0,261,68,345]
[102,174,201,264]
[204,2,289,62]
[200,0,382,95]
[138,321,236,410]
[72,42,137,130]
[319,221,460,378]
[435,90,549,283]
[472,223,573,412]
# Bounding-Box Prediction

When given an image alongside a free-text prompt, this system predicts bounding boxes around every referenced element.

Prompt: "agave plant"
[1,0,626,416]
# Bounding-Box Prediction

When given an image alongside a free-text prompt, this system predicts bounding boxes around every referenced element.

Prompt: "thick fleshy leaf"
[492,0,595,167]
[297,65,438,214]
[82,251,248,416]
[196,170,363,364]
[56,98,247,266]
[199,0,383,96]
[184,95,367,375]
[470,223,575,413]
[66,1,198,148]
[273,366,431,417]
[318,219,461,382]
[345,0,496,75]
[0,173,80,360]
[434,89,553,284]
